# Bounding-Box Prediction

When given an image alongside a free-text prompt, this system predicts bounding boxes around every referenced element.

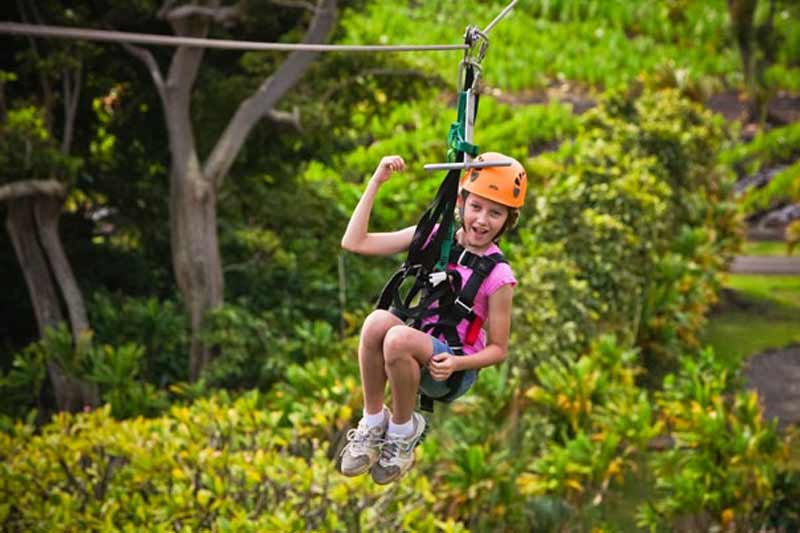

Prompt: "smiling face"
[459,192,510,251]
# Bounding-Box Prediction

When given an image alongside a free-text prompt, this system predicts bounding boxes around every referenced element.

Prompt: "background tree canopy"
[1,0,799,530]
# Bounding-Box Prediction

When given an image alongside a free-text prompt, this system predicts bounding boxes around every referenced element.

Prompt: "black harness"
[376,171,507,411]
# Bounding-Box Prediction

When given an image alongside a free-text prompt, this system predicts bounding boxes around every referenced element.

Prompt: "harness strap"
[417,243,507,410]
[406,167,462,269]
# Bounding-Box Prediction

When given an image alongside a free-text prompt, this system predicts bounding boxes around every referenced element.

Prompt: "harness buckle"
[457,248,469,267]
[454,297,473,315]
[428,271,448,287]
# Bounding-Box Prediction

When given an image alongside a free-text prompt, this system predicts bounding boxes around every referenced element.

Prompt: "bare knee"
[360,310,400,351]
[362,310,400,337]
[383,326,421,367]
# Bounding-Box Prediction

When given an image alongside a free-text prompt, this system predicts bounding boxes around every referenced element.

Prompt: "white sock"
[387,417,414,437]
[362,407,386,428]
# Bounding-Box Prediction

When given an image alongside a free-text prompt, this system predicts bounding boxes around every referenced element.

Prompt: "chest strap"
[422,243,505,354]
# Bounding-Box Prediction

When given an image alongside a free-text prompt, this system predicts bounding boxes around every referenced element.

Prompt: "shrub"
[0,325,168,421]
[518,336,659,508]
[512,88,740,376]
[0,386,452,532]
[638,348,788,531]
[200,303,297,391]
[89,292,189,386]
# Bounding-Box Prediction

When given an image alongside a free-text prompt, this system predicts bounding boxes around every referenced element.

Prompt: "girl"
[339,152,526,484]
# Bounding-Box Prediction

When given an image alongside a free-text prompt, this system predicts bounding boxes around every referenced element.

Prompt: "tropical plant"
[638,348,788,531]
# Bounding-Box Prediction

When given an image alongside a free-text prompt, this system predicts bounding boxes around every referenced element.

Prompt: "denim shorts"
[419,336,477,401]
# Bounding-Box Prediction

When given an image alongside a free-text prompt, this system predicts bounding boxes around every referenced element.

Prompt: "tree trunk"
[167,116,223,381]
[159,73,222,381]
[6,198,63,331]
[5,195,99,411]
[729,0,757,87]
[34,195,89,337]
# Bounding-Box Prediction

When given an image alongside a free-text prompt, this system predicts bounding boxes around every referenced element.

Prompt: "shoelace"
[341,424,379,456]
[379,433,415,465]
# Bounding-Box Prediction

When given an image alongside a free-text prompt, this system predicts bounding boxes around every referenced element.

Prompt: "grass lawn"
[701,274,800,366]
[724,273,800,307]
[741,240,797,256]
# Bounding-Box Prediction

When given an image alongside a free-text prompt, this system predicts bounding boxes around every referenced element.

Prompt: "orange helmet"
[460,152,527,208]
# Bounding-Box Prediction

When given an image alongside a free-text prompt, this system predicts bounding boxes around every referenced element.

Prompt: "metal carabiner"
[458,25,489,92]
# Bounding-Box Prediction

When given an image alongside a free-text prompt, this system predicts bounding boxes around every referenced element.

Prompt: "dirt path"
[744,345,800,429]
[729,255,800,274]
[721,261,800,429]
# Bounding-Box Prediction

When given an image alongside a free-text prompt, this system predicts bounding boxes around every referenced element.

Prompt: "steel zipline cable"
[0,1,518,52]
[482,0,518,35]
[0,22,468,52]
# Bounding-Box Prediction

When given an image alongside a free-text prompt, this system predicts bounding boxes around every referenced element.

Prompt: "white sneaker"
[339,407,390,476]
[370,412,427,484]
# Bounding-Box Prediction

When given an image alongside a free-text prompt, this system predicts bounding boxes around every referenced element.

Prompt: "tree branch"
[157,0,179,19]
[34,195,90,338]
[94,454,127,500]
[61,61,82,155]
[120,42,166,100]
[163,4,241,28]
[163,4,213,104]
[58,457,90,503]
[16,0,56,133]
[0,180,66,202]
[0,77,6,121]
[267,107,302,131]
[268,0,318,12]
[204,0,337,187]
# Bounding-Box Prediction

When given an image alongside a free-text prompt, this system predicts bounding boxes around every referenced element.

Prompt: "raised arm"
[341,155,416,256]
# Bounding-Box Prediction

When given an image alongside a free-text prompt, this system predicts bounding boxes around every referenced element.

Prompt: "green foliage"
[0,388,449,532]
[724,121,800,172]
[511,89,739,375]
[89,292,188,386]
[510,245,594,370]
[340,1,744,92]
[788,218,800,255]
[745,160,800,211]
[0,337,50,419]
[637,230,727,380]
[519,336,659,507]
[487,89,742,527]
[200,304,327,391]
[723,121,800,231]
[0,325,167,420]
[84,343,169,419]
[0,105,81,183]
[638,348,787,530]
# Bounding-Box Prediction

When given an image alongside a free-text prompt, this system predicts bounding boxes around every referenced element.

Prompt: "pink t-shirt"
[422,241,517,355]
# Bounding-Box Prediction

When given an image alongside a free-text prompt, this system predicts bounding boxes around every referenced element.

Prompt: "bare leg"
[358,310,403,415]
[382,325,435,423]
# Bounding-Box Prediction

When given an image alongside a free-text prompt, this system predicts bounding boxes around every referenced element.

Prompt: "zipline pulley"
[426,25,512,173]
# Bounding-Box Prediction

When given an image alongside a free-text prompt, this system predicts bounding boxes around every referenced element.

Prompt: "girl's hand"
[372,155,405,185]
[428,353,458,381]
